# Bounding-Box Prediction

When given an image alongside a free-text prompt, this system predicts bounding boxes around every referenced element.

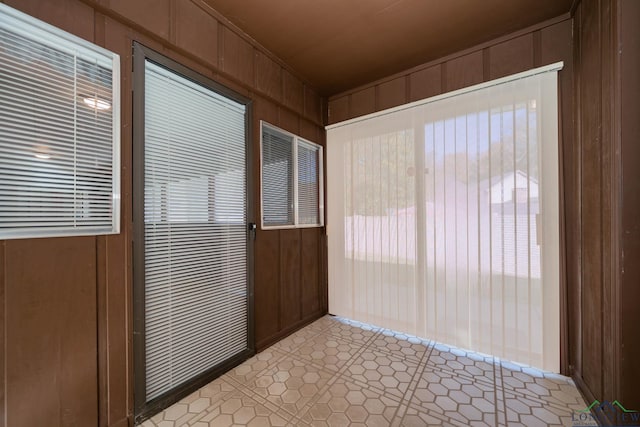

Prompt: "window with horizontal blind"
[133,43,252,421]
[261,122,323,228]
[0,3,120,239]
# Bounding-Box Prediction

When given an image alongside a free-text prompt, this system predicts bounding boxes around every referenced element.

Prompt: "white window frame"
[0,3,121,239]
[260,121,324,230]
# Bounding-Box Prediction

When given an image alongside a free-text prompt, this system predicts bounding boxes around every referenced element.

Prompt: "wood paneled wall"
[0,0,326,426]
[572,0,640,414]
[618,0,640,411]
[327,16,573,127]
[327,15,577,375]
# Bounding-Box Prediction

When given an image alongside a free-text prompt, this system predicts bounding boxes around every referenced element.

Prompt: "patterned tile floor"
[140,315,588,427]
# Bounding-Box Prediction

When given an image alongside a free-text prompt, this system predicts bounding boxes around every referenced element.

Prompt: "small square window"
[261,122,323,229]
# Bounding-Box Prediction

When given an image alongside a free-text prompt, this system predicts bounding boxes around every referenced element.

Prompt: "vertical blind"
[327,65,561,371]
[144,61,247,401]
[0,3,120,239]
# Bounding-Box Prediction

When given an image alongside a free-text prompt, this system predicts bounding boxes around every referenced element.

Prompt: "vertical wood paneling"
[567,0,640,410]
[256,51,282,102]
[253,96,283,350]
[488,34,535,79]
[108,0,170,39]
[540,19,575,375]
[221,26,254,87]
[571,0,640,409]
[445,51,483,91]
[328,96,349,124]
[301,228,321,316]
[280,230,302,327]
[300,118,322,145]
[578,0,603,397]
[105,234,129,424]
[96,235,108,427]
[541,20,573,65]
[278,107,299,135]
[599,0,615,402]
[619,0,640,409]
[574,8,587,387]
[350,87,376,117]
[103,17,134,425]
[254,231,281,347]
[304,86,322,124]
[377,76,407,110]
[6,0,94,41]
[283,69,304,113]
[175,0,218,66]
[5,238,97,427]
[409,65,442,102]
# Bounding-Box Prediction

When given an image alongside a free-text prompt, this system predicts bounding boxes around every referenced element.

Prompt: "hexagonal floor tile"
[136,314,589,427]
[400,405,469,426]
[324,317,380,345]
[294,333,362,372]
[246,355,336,416]
[200,391,291,426]
[503,389,578,427]
[273,326,324,353]
[346,349,418,399]
[368,329,431,363]
[299,378,401,427]
[306,315,343,333]
[223,348,287,385]
[408,367,498,426]
[425,342,496,386]
[498,359,587,412]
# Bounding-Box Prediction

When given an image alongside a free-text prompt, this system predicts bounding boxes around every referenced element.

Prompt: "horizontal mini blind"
[261,124,294,226]
[0,3,120,239]
[144,61,247,401]
[297,141,321,225]
[261,122,324,229]
[327,64,561,371]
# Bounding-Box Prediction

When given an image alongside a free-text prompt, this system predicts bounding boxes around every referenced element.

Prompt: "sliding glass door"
[327,66,561,372]
[133,44,253,421]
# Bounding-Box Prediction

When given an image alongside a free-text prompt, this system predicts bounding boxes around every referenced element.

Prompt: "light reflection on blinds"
[144,61,247,401]
[0,4,120,239]
[327,69,560,371]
